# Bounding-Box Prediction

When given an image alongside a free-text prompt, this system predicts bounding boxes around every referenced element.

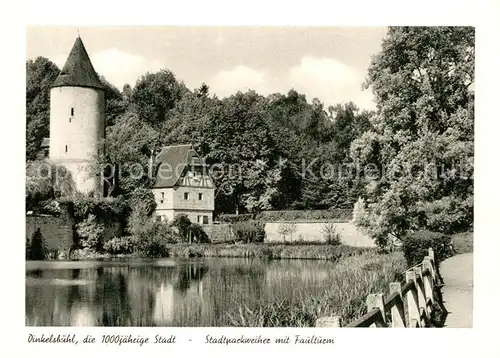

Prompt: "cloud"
[209,65,271,98]
[52,49,165,90]
[50,50,374,110]
[288,56,375,110]
[209,57,374,110]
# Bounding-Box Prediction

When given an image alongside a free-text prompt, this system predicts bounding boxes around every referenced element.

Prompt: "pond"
[26,257,339,326]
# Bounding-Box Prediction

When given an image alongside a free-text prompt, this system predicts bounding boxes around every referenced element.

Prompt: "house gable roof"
[51,36,105,90]
[153,144,202,188]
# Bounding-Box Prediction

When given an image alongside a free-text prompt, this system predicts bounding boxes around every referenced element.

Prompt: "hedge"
[255,209,352,222]
[402,230,453,268]
[57,195,129,223]
[218,213,254,223]
[232,220,266,243]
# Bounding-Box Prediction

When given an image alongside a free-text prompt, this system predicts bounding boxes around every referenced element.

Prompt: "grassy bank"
[224,251,406,326]
[154,243,374,261]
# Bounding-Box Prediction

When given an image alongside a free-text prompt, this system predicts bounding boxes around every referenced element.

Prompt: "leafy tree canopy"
[352,26,474,244]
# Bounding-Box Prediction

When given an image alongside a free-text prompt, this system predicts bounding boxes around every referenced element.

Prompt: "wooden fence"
[316,248,446,328]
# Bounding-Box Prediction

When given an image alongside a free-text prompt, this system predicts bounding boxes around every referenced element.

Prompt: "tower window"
[184,192,190,200]
[198,193,203,200]
[65,145,68,153]
[70,108,74,116]
[69,117,72,123]
[160,192,164,203]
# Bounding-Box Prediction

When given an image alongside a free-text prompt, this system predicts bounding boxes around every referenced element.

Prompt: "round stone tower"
[49,36,105,195]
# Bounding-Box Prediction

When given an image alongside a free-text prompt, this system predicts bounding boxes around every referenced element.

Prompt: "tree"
[26,57,60,160]
[264,89,326,161]
[103,110,160,196]
[99,75,128,127]
[26,160,76,212]
[204,91,293,213]
[160,84,219,152]
[351,26,474,245]
[130,69,189,126]
[128,187,157,217]
[299,103,373,210]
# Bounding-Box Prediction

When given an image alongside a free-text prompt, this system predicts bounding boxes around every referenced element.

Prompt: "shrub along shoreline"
[70,242,375,261]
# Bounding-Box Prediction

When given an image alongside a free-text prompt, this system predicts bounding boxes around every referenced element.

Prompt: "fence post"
[414,266,427,326]
[428,254,436,281]
[315,316,342,327]
[428,247,435,262]
[366,293,386,327]
[422,258,434,305]
[389,282,406,327]
[405,270,419,328]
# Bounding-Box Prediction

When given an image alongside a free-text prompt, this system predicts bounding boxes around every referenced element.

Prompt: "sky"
[26,26,388,110]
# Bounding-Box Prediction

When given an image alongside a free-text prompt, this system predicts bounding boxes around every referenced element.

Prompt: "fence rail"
[315,248,446,328]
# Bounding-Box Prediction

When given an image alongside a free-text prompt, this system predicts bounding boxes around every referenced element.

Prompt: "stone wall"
[26,214,74,253]
[264,221,376,247]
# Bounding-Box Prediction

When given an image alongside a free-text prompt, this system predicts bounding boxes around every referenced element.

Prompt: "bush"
[76,214,105,251]
[27,228,45,260]
[190,223,211,243]
[219,214,254,223]
[232,220,266,243]
[256,209,352,222]
[172,214,192,238]
[322,222,341,246]
[171,215,210,243]
[128,218,180,257]
[103,236,138,255]
[402,230,453,267]
[137,234,172,257]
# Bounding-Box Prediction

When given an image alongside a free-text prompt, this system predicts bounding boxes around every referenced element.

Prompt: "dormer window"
[70,108,74,116]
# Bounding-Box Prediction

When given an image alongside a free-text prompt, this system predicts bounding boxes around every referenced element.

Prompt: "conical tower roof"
[51,36,105,90]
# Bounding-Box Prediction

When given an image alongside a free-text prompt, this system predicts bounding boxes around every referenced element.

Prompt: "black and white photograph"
[24,25,474,329]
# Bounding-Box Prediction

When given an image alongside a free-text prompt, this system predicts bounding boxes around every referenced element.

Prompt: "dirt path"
[439,253,473,328]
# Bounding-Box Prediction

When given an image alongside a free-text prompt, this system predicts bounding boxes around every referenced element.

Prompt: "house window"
[65,145,68,153]
[69,117,72,123]
[197,215,202,224]
[203,215,209,225]
[184,192,190,200]
[156,215,161,222]
[198,193,203,200]
[160,192,164,203]
[70,107,74,116]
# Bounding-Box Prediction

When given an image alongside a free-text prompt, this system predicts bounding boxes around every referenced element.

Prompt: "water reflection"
[26,258,337,326]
